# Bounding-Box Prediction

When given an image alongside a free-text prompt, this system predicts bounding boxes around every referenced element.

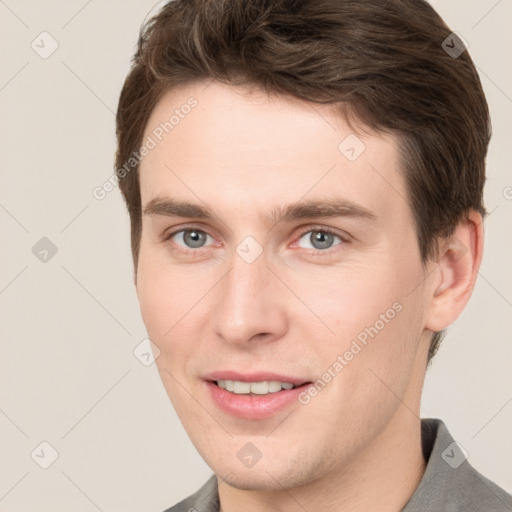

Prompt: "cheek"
[137,265,196,398]
[304,264,407,342]
[137,280,168,338]
[136,250,184,340]
[335,280,427,405]
[307,256,426,384]
[136,249,213,372]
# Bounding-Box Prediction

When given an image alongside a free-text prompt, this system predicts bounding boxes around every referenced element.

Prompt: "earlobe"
[425,210,484,332]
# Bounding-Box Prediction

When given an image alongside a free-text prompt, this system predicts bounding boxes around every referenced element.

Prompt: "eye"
[296,228,344,252]
[166,228,214,251]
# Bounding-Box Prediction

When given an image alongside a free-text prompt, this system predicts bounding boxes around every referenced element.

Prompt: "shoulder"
[161,474,219,512]
[404,418,512,511]
[458,464,512,511]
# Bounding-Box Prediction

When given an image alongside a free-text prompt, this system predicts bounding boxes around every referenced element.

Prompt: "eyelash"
[162,224,348,257]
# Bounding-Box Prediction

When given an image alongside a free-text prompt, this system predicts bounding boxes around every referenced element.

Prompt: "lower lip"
[205,381,310,420]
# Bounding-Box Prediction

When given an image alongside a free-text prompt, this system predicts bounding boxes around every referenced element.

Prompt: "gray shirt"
[163,418,512,511]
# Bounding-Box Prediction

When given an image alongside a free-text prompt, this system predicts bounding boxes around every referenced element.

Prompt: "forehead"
[139,81,408,222]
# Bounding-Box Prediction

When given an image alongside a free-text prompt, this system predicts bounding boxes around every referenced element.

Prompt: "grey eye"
[175,229,211,249]
[297,230,341,251]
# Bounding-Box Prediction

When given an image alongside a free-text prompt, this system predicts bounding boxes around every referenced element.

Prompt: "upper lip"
[204,370,311,386]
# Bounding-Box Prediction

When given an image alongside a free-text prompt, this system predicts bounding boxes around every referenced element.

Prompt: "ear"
[425,210,484,332]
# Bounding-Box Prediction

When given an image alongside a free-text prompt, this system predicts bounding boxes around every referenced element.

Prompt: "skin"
[135,80,483,511]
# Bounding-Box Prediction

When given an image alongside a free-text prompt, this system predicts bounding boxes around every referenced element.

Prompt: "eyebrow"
[143,196,377,225]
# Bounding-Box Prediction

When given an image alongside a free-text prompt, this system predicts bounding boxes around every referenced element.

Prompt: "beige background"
[0,1,511,510]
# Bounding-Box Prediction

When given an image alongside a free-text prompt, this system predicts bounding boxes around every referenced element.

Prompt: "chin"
[221,470,294,491]
[213,455,323,493]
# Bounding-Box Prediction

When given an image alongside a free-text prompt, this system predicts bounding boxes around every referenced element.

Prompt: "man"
[115,0,511,510]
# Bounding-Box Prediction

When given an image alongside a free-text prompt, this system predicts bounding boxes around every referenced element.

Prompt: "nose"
[211,248,288,348]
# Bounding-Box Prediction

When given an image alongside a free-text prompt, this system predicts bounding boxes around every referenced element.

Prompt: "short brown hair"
[115,0,491,363]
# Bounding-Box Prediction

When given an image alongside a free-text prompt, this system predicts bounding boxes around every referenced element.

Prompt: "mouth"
[204,372,313,419]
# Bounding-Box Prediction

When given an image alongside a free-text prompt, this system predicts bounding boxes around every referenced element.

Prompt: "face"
[136,80,433,490]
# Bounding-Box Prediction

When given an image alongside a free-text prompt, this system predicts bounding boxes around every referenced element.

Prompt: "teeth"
[216,380,296,395]
[267,381,283,393]
[233,381,251,394]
